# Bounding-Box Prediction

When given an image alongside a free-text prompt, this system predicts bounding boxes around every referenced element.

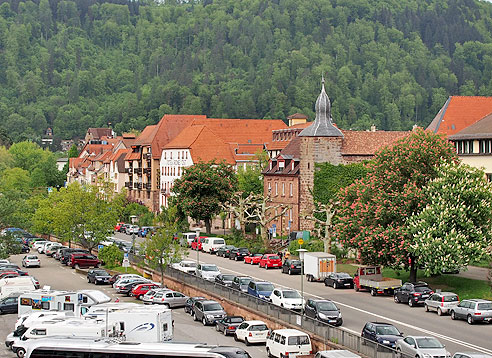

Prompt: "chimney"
[370,125,376,132]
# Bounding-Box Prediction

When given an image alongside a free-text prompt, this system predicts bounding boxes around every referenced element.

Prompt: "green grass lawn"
[109,266,140,275]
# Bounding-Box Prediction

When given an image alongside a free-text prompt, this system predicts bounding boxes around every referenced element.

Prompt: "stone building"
[264,79,409,233]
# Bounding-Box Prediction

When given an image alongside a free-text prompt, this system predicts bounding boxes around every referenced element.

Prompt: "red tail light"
[291,265,295,268]
[249,332,252,337]
[228,326,235,330]
[413,293,421,296]
[474,312,481,315]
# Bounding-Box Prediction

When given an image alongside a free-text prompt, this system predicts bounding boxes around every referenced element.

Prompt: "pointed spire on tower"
[298,76,343,137]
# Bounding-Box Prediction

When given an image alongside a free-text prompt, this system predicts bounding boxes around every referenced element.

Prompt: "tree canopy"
[2,0,492,144]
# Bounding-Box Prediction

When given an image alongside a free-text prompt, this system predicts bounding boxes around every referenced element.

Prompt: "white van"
[202,238,226,254]
[181,232,197,247]
[266,329,312,358]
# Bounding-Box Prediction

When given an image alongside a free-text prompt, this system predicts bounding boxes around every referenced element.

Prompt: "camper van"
[0,277,36,300]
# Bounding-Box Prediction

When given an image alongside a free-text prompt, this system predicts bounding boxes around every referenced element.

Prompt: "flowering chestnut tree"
[408,162,492,276]
[335,129,457,282]
[171,160,237,234]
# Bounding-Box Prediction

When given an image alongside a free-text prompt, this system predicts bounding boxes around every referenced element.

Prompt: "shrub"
[98,244,123,269]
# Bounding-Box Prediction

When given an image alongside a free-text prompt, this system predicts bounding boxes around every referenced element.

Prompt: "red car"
[259,254,282,269]
[244,253,263,265]
[131,283,160,299]
[114,222,125,232]
[68,253,100,269]
[0,271,20,279]
[191,236,207,251]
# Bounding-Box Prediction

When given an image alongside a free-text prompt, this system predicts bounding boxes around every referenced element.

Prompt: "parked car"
[394,282,433,307]
[361,322,403,349]
[191,236,207,251]
[215,316,244,336]
[324,272,354,289]
[215,274,236,287]
[270,288,304,311]
[266,329,312,358]
[116,280,149,295]
[424,292,459,316]
[315,351,362,358]
[216,245,236,258]
[228,247,250,261]
[32,241,48,252]
[0,271,19,279]
[21,255,40,268]
[171,260,197,274]
[244,254,263,265]
[450,299,492,324]
[208,347,252,358]
[142,288,171,305]
[110,273,142,286]
[151,290,188,308]
[281,259,301,275]
[137,226,154,237]
[60,248,89,265]
[247,280,274,300]
[184,296,207,314]
[453,353,492,358]
[232,276,252,293]
[396,336,449,358]
[114,276,148,289]
[114,222,125,232]
[259,254,282,269]
[192,300,226,325]
[87,269,112,285]
[68,253,100,269]
[234,320,269,345]
[0,265,27,276]
[202,237,226,254]
[120,224,131,234]
[126,225,140,235]
[0,294,20,314]
[131,283,160,299]
[196,263,221,281]
[45,244,63,257]
[304,299,343,326]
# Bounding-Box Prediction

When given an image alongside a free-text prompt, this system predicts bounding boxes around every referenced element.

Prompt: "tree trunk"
[160,265,164,286]
[205,218,211,234]
[409,256,417,282]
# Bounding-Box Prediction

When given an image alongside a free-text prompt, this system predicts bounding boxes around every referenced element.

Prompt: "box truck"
[303,252,336,282]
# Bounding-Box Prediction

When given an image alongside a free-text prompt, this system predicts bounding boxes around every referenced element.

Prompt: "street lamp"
[195,228,201,267]
[297,248,308,316]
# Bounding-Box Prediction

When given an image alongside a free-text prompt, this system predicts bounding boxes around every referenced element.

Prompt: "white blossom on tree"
[408,162,492,276]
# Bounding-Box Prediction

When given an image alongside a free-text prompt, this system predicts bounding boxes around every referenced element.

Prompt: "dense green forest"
[2,0,492,146]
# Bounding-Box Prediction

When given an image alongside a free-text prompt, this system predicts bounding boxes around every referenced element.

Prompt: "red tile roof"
[340,130,410,156]
[449,112,492,139]
[126,152,141,161]
[427,96,492,136]
[134,125,158,146]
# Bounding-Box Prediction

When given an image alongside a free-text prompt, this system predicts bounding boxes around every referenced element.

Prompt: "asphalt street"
[0,252,267,358]
[113,231,492,355]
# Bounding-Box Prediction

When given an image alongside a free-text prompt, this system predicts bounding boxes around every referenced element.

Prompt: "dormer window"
[291,162,294,170]
[279,161,285,169]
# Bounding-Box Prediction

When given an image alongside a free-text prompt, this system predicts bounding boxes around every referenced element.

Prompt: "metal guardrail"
[162,265,404,358]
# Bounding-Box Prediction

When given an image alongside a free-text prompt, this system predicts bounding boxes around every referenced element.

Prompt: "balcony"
[144,183,152,190]
[125,168,132,173]
[143,153,152,160]
[133,182,142,189]
[133,167,142,175]
[143,167,152,175]
[124,182,132,188]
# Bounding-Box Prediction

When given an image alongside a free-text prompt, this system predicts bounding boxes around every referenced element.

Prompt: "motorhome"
[0,277,36,300]
[17,289,111,317]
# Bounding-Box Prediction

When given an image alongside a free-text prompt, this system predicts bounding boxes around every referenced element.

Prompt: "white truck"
[0,277,36,300]
[303,252,337,282]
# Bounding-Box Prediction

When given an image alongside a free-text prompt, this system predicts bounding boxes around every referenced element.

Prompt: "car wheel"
[235,256,238,261]
[265,265,269,270]
[394,295,400,303]
[223,328,228,336]
[408,299,414,307]
[234,334,239,342]
[202,317,207,326]
[437,308,443,316]
[450,311,456,320]
[396,348,402,358]
[215,324,220,332]
[75,264,80,269]
[251,261,254,265]
[370,288,377,296]
[288,269,292,275]
[333,282,337,289]
[88,278,91,283]
[193,312,198,321]
[267,347,273,358]
[467,315,474,325]
[245,337,250,346]
[95,263,101,268]
[424,304,429,312]
[17,348,26,358]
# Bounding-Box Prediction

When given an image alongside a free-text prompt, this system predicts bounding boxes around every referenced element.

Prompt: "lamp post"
[131,233,136,256]
[297,248,307,317]
[195,228,201,267]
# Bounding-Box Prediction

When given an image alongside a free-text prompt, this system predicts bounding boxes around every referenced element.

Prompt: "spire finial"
[321,74,325,86]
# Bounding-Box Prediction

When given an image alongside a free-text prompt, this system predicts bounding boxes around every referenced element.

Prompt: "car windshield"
[222,275,235,281]
[443,295,459,302]
[317,302,338,311]
[182,262,196,268]
[230,317,244,323]
[253,254,263,257]
[27,256,38,259]
[202,265,218,272]
[336,273,351,278]
[256,283,274,291]
[93,270,107,275]
[204,303,223,311]
[240,278,251,284]
[290,260,301,265]
[239,248,249,252]
[376,326,400,335]
[250,324,268,331]
[268,255,280,260]
[213,240,225,244]
[416,338,444,348]
[478,302,492,310]
[283,291,301,298]
[288,335,310,345]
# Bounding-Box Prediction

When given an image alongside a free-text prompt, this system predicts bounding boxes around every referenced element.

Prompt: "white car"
[171,260,197,274]
[32,241,48,252]
[270,288,304,310]
[195,264,221,281]
[126,225,139,235]
[22,255,40,268]
[234,320,269,345]
[396,336,450,358]
[112,274,144,288]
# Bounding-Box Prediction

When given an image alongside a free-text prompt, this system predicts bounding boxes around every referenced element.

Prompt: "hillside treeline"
[1,0,492,144]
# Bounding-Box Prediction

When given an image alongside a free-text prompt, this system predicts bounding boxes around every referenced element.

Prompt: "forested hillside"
[2,0,492,145]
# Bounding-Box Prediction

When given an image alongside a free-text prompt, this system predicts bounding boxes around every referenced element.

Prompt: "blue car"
[247,280,274,300]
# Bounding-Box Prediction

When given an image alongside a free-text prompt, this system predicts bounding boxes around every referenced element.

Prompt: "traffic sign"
[298,239,304,246]
[122,259,130,268]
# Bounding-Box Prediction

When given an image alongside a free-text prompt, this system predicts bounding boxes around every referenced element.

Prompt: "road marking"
[188,258,492,355]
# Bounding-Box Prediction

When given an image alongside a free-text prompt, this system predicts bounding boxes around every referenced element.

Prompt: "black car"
[208,346,251,358]
[281,259,301,275]
[394,282,433,307]
[216,245,236,258]
[215,316,245,336]
[215,274,236,287]
[228,247,250,261]
[361,322,403,349]
[231,276,251,293]
[87,269,112,285]
[116,280,149,295]
[324,272,354,289]
[184,296,207,314]
[304,299,343,326]
[0,295,19,314]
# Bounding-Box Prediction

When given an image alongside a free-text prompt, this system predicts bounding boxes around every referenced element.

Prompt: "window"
[282,183,285,196]
[289,183,293,197]
[268,182,271,193]
[41,302,50,310]
[480,140,492,154]
[178,152,180,159]
[280,336,286,345]
[275,182,278,196]
[170,152,172,159]
[289,209,292,221]
[63,303,74,311]
[33,329,47,336]
[164,152,166,159]
[487,174,492,182]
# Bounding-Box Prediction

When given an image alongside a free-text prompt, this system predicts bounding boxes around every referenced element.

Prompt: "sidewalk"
[457,265,489,281]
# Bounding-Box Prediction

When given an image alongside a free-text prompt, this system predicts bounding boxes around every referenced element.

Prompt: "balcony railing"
[133,182,142,189]
[143,153,152,160]
[143,167,151,175]
[133,167,142,174]
[125,168,132,173]
[144,183,152,190]
[124,182,132,188]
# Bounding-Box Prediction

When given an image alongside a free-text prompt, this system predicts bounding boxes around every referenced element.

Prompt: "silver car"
[196,263,221,281]
[450,299,492,324]
[424,292,459,316]
[142,288,171,305]
[151,290,189,308]
[396,336,450,358]
[453,353,492,358]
